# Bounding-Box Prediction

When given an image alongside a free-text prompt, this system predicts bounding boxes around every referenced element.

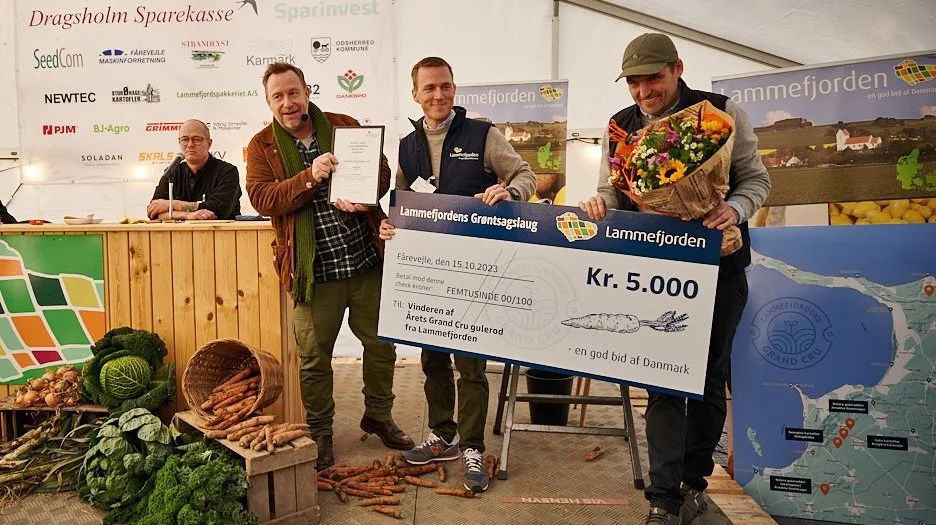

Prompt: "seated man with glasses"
[146,119,242,220]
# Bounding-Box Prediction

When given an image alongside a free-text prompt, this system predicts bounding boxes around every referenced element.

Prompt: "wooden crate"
[0,397,109,441]
[174,410,319,525]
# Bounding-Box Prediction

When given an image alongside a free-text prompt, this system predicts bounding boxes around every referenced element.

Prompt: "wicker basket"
[182,338,283,419]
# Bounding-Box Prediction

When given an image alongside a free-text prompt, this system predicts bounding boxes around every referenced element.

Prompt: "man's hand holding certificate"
[328,125,385,207]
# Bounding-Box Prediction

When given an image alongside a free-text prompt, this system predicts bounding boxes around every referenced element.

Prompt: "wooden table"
[0,397,108,440]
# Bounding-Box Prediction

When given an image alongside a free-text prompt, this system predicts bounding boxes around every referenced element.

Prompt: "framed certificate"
[328,125,385,206]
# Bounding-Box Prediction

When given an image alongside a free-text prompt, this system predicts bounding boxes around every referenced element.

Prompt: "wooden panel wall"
[1,226,301,423]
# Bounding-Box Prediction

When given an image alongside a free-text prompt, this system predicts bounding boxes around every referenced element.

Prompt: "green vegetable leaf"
[123,453,143,473]
[137,420,165,442]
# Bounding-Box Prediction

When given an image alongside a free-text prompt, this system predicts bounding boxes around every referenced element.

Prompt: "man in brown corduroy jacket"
[245,63,413,470]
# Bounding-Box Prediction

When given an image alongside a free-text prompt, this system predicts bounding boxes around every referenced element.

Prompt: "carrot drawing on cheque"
[561,311,688,334]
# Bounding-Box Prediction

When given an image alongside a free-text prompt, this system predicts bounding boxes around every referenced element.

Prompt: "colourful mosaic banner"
[0,235,105,384]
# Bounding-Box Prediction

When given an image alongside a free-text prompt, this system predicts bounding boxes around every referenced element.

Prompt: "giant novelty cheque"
[378,191,722,397]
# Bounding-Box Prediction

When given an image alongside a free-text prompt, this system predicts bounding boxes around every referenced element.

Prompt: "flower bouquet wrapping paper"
[608,99,741,256]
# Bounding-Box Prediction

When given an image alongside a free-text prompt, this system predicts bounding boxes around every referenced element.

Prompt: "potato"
[888,219,909,224]
[916,206,933,219]
[830,214,852,225]
[886,199,911,219]
[929,214,936,223]
[910,198,929,204]
[855,218,871,225]
[902,210,926,223]
[928,199,936,210]
[854,202,883,219]
[840,202,857,215]
[865,210,891,224]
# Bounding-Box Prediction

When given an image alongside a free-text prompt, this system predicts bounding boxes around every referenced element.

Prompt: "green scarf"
[272,103,334,303]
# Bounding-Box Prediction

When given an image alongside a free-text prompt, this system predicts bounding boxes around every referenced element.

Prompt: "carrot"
[371,506,402,519]
[342,487,376,498]
[360,496,400,506]
[395,464,437,477]
[239,429,263,448]
[265,425,274,453]
[211,389,248,410]
[336,488,349,503]
[435,487,475,498]
[385,453,394,467]
[204,429,231,439]
[383,485,406,493]
[402,475,436,488]
[212,367,255,393]
[438,464,446,482]
[317,480,334,491]
[584,444,605,461]
[272,430,308,446]
[249,425,269,450]
[218,377,260,395]
[347,483,393,496]
[216,396,257,416]
[226,415,276,434]
[483,453,498,480]
[227,424,263,441]
[368,476,399,485]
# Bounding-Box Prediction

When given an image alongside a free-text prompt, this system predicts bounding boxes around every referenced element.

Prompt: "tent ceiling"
[599,0,936,65]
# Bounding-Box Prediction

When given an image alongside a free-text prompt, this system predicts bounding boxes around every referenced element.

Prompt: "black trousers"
[644,270,749,514]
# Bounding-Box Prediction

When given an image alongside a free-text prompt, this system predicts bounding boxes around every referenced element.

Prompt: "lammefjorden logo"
[336,69,365,99]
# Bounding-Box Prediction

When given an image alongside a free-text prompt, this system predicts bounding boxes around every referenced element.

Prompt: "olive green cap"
[615,33,678,81]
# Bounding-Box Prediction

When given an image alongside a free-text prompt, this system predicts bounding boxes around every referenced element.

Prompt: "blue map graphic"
[732,225,935,524]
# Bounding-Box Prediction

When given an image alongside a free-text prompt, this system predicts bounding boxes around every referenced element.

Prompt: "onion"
[53,381,70,393]
[28,378,49,391]
[23,390,40,406]
[14,392,25,406]
[45,392,61,407]
[42,371,56,382]
[63,370,80,383]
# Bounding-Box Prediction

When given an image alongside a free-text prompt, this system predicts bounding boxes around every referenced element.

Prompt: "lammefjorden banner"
[454,80,570,204]
[712,52,936,223]
[15,0,396,185]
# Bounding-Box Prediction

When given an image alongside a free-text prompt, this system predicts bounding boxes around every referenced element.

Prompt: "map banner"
[377,191,721,397]
[0,235,105,384]
[732,225,936,523]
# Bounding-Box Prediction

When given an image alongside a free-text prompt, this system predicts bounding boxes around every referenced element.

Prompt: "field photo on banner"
[454,80,570,204]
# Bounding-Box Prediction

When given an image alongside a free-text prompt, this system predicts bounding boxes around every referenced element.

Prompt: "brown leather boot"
[314,434,334,470]
[360,416,415,450]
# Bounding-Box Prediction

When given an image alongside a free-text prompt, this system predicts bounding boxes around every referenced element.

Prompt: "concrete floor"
[0,359,771,525]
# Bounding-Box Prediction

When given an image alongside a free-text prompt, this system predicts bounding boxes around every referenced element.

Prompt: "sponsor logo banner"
[80,152,124,165]
[91,124,131,135]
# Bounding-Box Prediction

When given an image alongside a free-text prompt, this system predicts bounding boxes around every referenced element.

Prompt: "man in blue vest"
[579,34,770,524]
[379,56,536,493]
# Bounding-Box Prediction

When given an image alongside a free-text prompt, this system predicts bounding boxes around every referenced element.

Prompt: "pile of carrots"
[316,452,501,519]
[197,366,308,453]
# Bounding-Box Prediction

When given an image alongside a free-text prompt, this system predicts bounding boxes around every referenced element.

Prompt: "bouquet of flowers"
[608,100,741,256]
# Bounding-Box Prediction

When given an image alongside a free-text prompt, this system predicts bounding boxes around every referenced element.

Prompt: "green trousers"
[421,350,489,452]
[294,265,397,436]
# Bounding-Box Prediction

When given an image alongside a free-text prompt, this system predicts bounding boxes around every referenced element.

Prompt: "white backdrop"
[1,0,824,357]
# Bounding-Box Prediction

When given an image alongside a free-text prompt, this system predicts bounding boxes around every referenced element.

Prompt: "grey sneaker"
[462,448,489,492]
[678,485,709,524]
[404,432,460,465]
[645,507,680,524]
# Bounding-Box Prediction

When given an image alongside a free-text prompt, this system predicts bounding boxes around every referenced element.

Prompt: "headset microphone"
[301,113,310,122]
